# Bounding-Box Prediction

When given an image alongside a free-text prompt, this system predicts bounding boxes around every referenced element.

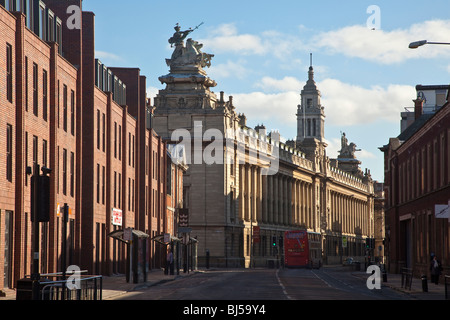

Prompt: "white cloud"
[231,77,416,130]
[147,86,159,102]
[199,24,266,55]
[255,76,303,92]
[318,79,415,126]
[95,50,123,63]
[199,23,304,61]
[311,19,450,64]
[232,91,299,129]
[208,59,250,80]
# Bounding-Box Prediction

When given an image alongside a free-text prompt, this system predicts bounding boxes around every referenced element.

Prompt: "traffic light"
[272,236,277,247]
[31,175,50,223]
[365,238,375,249]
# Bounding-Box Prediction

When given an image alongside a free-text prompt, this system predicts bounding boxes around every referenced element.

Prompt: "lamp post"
[409,40,450,49]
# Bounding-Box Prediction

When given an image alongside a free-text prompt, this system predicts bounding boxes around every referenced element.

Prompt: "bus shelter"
[108,228,149,284]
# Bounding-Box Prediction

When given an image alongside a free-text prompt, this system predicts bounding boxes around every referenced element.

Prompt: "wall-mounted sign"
[112,208,123,226]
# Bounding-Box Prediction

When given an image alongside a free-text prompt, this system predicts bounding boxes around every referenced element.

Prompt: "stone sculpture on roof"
[166,23,214,69]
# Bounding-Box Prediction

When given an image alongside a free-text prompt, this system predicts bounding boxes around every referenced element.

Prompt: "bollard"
[421,275,428,293]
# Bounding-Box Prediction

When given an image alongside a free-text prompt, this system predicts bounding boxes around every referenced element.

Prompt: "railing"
[18,271,103,301]
[400,268,413,290]
[40,275,103,300]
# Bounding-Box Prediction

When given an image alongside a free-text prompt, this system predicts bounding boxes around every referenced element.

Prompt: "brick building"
[380,95,450,278]
[0,0,182,294]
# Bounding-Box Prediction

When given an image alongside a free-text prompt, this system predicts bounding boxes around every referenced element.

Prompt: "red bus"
[284,230,322,268]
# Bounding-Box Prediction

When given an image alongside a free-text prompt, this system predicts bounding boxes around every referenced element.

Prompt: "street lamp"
[409,40,450,49]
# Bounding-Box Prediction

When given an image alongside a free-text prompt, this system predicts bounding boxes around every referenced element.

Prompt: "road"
[115,267,408,301]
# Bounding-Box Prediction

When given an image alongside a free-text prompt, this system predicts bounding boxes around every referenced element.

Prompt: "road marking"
[311,269,333,288]
[275,269,293,300]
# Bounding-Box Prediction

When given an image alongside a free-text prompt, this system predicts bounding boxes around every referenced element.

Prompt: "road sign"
[179,208,189,227]
[342,236,347,248]
[435,204,450,219]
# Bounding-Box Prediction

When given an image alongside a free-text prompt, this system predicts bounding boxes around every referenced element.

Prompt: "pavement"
[342,265,449,300]
[0,266,448,300]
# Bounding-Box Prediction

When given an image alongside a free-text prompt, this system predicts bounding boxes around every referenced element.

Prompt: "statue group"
[166,23,214,69]
[339,132,360,159]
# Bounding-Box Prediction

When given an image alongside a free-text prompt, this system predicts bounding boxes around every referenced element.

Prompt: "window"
[39,2,46,41]
[25,57,28,111]
[63,85,67,131]
[43,70,48,121]
[26,0,34,30]
[25,132,28,186]
[97,110,100,150]
[42,139,47,167]
[48,10,55,42]
[62,149,67,195]
[6,44,13,103]
[132,135,135,167]
[70,152,74,197]
[114,122,117,158]
[6,124,13,182]
[57,81,60,128]
[114,172,117,207]
[33,63,38,116]
[128,133,131,166]
[32,135,38,164]
[102,113,105,152]
[128,178,131,211]
[56,18,62,55]
[70,90,75,135]
[102,166,105,205]
[118,125,122,160]
[96,164,100,203]
[132,179,135,212]
[118,173,121,209]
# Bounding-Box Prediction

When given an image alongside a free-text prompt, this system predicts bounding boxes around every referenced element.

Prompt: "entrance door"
[4,211,13,288]
[404,219,412,268]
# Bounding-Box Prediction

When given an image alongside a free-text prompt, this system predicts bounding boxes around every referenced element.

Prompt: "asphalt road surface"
[116,267,408,301]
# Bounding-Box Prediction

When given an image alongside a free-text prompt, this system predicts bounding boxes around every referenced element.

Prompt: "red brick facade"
[381,98,450,278]
[0,1,182,292]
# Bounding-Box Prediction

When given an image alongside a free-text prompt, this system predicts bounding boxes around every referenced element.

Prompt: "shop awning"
[107,228,149,244]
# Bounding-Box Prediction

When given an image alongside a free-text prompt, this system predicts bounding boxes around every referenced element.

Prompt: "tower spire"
[310,53,313,68]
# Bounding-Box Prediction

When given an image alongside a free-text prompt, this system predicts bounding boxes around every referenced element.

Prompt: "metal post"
[31,163,40,300]
[62,203,68,300]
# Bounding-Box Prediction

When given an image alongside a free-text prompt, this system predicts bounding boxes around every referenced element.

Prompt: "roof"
[107,229,149,244]
[397,113,434,142]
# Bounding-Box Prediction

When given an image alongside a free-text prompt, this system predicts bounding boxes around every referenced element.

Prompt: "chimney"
[414,98,424,120]
[238,113,247,127]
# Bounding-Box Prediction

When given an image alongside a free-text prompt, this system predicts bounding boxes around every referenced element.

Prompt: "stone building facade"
[152,27,376,268]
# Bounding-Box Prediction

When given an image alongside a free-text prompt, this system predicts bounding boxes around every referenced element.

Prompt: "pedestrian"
[167,249,174,275]
[430,255,442,285]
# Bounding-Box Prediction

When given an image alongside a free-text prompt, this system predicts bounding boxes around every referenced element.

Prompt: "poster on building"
[435,205,449,219]
[111,208,123,226]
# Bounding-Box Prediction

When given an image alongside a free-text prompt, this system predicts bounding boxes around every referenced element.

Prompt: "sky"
[82,0,450,182]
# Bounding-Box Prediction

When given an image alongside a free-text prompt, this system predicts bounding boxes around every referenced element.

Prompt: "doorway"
[4,211,13,288]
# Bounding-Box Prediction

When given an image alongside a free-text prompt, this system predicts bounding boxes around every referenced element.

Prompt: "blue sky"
[83,0,450,182]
